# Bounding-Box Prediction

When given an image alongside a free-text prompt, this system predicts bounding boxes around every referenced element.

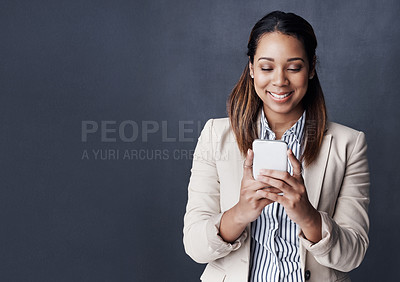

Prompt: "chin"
[266,103,303,116]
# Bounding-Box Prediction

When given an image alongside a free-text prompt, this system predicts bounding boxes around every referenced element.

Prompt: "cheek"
[293,76,309,90]
[254,76,270,90]
[253,81,267,100]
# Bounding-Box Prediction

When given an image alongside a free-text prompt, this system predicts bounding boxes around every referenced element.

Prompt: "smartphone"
[252,139,288,179]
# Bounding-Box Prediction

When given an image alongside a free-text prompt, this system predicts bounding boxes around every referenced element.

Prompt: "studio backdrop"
[1,0,399,281]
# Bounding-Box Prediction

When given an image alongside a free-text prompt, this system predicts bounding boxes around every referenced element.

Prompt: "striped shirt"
[249,108,306,282]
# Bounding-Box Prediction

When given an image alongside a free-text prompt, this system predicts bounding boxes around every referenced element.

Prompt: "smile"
[268,91,293,99]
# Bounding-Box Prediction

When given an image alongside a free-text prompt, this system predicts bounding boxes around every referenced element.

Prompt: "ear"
[248,60,254,78]
[309,55,316,79]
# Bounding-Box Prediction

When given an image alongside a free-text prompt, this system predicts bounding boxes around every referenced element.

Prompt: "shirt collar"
[260,107,306,143]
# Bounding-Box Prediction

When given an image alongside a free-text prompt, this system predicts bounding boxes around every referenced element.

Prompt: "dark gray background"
[1,0,399,281]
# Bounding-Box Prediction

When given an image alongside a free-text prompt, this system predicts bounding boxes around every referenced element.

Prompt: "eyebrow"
[258,57,305,62]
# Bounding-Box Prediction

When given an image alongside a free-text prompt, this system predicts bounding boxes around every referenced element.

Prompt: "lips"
[268,91,294,101]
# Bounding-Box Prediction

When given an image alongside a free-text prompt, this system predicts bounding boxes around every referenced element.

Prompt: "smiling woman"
[183,11,369,282]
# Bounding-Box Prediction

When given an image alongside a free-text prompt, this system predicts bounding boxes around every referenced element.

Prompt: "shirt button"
[305,270,311,280]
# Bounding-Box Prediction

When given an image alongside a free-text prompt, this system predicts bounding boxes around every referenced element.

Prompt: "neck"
[264,105,304,139]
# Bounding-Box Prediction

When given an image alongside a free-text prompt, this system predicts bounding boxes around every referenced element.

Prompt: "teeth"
[269,92,292,99]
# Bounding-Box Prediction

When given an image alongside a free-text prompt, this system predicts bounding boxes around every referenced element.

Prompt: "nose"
[272,69,289,86]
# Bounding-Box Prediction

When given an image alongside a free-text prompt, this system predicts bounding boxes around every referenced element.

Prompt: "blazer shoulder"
[325,121,367,157]
[211,116,230,127]
[326,121,365,139]
[203,117,232,136]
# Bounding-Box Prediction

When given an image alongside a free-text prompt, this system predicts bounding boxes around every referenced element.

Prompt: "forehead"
[254,32,307,60]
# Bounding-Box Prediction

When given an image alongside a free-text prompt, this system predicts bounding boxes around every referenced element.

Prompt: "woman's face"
[249,32,314,120]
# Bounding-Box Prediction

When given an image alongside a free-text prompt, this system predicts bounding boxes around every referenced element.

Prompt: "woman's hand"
[235,148,279,223]
[219,148,279,243]
[255,149,322,243]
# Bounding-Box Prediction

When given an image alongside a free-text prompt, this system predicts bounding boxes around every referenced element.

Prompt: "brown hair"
[227,11,327,166]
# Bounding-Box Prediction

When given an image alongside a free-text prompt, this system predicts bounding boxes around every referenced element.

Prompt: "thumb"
[243,148,254,179]
[287,149,303,181]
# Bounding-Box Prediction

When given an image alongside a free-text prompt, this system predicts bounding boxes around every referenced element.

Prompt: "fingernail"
[247,148,251,155]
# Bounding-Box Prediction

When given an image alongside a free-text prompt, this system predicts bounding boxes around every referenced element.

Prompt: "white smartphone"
[252,139,288,179]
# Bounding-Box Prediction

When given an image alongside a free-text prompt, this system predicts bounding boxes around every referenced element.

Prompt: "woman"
[183,11,369,282]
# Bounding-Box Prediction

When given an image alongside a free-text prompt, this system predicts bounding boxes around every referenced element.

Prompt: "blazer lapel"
[303,134,332,209]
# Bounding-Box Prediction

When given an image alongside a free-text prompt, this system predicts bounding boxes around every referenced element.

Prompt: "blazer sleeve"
[299,131,370,272]
[183,119,248,264]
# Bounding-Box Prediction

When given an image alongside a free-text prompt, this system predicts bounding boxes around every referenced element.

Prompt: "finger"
[287,149,303,181]
[256,174,291,194]
[256,189,285,204]
[259,198,274,208]
[255,189,276,200]
[255,189,269,200]
[248,181,275,192]
[243,148,254,179]
[259,169,297,187]
[258,187,282,194]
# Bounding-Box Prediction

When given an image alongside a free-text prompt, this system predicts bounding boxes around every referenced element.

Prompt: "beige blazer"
[183,110,370,282]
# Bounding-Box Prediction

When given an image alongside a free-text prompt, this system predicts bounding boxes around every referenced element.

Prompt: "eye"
[287,66,303,72]
[261,68,273,71]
